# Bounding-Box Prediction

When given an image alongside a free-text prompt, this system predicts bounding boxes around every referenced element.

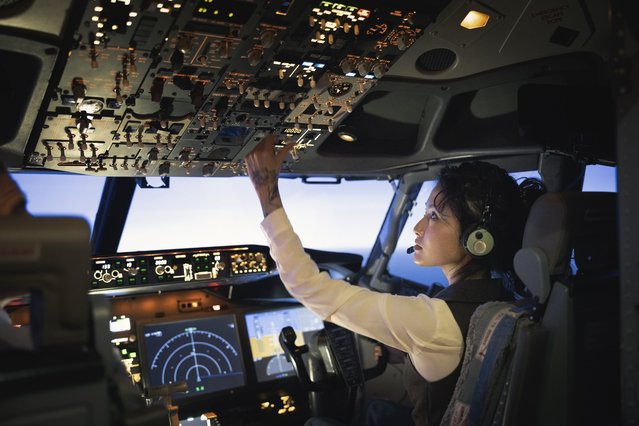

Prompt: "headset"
[461,194,495,257]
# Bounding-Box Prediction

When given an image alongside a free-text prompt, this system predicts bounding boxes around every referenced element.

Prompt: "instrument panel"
[25,0,427,177]
[109,289,325,424]
[90,244,273,295]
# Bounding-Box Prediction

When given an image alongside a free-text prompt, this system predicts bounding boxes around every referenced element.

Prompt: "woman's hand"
[245,134,294,218]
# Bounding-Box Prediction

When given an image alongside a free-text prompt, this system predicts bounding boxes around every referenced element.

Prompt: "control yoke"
[279,324,387,392]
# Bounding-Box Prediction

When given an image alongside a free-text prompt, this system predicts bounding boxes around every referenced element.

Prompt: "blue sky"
[12,164,616,286]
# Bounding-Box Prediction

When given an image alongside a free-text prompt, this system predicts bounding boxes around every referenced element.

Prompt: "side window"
[583,165,616,192]
[388,171,542,288]
[10,172,105,233]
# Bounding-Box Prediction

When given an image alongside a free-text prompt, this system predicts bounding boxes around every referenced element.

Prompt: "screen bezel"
[244,305,324,384]
[137,312,247,401]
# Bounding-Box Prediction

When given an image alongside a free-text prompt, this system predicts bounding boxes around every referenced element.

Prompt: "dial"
[328,82,353,97]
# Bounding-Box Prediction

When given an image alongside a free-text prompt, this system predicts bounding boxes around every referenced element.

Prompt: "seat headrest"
[515,192,617,301]
[0,216,91,348]
[523,192,617,275]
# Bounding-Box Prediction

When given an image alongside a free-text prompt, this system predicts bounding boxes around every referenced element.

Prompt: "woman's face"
[411,186,470,279]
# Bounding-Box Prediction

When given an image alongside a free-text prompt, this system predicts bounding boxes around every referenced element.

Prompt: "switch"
[128,46,137,73]
[372,63,388,78]
[150,77,165,102]
[260,29,276,48]
[357,61,371,77]
[71,77,87,102]
[57,143,66,162]
[45,144,53,162]
[340,58,355,74]
[159,161,170,177]
[75,111,92,135]
[247,48,262,67]
[148,147,159,161]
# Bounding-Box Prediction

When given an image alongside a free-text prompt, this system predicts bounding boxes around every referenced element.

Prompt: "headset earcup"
[462,225,495,257]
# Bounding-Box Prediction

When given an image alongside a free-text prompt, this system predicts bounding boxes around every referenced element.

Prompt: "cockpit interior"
[0,0,637,425]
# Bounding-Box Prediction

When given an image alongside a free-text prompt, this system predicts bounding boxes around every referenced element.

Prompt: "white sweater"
[261,208,464,382]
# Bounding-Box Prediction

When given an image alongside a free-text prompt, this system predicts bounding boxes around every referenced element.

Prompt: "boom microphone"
[406,246,415,254]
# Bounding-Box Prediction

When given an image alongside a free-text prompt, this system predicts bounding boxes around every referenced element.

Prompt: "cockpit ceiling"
[0,0,615,178]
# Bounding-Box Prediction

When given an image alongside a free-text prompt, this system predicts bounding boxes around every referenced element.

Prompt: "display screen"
[141,314,245,400]
[245,306,324,383]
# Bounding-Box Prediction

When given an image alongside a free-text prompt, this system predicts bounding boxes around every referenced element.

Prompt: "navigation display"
[141,315,245,400]
[245,306,324,383]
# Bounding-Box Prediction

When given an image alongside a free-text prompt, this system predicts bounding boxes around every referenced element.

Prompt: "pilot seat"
[0,215,168,426]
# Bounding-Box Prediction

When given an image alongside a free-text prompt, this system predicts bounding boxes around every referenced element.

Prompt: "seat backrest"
[512,192,619,426]
[441,192,619,426]
[440,301,536,426]
[0,216,168,426]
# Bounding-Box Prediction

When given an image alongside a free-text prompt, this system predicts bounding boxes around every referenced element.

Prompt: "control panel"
[91,244,272,295]
[24,0,427,177]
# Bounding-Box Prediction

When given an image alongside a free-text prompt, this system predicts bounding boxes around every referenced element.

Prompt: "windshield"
[118,177,395,264]
[389,165,617,287]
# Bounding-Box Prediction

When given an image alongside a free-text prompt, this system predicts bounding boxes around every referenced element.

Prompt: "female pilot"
[245,135,544,425]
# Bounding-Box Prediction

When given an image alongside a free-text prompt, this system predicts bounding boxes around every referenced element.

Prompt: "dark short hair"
[435,161,545,287]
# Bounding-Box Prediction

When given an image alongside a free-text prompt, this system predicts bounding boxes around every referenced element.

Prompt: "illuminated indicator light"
[364,74,374,79]
[198,7,206,12]
[129,11,138,17]
[315,63,325,68]
[91,16,99,22]
[157,3,163,7]
[94,40,100,45]
[160,7,170,12]
[460,10,490,29]
[214,10,219,15]
[97,22,104,28]
[130,352,136,358]
[302,61,313,66]
[121,348,128,355]
[174,3,182,8]
[96,32,104,38]
[126,21,132,26]
[345,71,356,77]
[337,131,356,142]
[94,6,103,11]
[213,304,221,311]
[112,24,118,30]
[278,409,286,415]
[229,12,234,17]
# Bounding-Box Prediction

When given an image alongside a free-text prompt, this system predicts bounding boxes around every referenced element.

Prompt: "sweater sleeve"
[261,208,464,381]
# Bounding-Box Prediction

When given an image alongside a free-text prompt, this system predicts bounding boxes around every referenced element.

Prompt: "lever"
[279,326,313,387]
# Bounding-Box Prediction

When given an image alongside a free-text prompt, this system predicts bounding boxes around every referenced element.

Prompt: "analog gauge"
[77,98,104,114]
[328,82,353,97]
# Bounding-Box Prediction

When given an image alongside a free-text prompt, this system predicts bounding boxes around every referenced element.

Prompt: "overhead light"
[460,10,490,29]
[336,126,357,142]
